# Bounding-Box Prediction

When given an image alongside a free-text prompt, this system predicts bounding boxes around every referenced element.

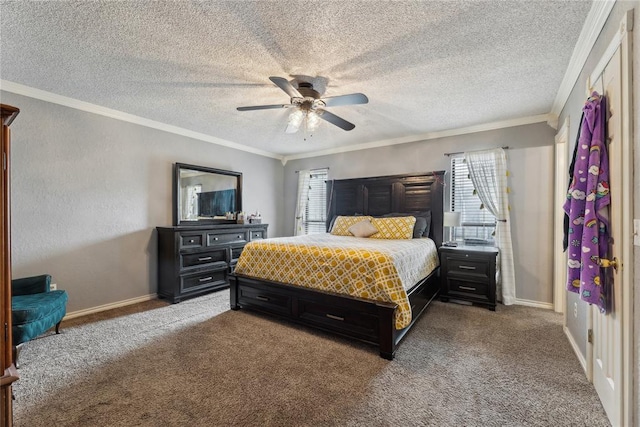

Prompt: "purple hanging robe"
[562,92,610,312]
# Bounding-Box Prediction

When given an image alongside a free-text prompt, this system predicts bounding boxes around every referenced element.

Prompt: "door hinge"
[4,322,7,341]
[588,328,593,344]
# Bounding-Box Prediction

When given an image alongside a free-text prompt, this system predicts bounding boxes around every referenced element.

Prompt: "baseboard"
[64,293,158,320]
[563,325,587,374]
[514,298,554,310]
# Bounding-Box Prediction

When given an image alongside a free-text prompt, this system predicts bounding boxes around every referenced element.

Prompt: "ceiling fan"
[237,77,368,134]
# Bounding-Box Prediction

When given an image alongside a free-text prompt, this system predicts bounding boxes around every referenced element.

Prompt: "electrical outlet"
[50,283,57,291]
[573,302,578,318]
[634,219,640,247]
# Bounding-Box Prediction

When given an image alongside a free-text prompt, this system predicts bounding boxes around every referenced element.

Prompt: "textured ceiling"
[0,1,592,157]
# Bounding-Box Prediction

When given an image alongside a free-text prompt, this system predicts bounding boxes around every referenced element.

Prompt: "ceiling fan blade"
[269,77,303,99]
[321,93,369,107]
[236,104,291,111]
[317,109,356,131]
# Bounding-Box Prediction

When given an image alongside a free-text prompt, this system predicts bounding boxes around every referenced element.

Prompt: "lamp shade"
[443,211,461,227]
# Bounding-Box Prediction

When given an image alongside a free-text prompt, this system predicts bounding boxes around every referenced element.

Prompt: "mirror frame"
[173,162,243,226]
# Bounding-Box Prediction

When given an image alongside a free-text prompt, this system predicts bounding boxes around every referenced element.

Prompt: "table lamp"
[443,211,461,246]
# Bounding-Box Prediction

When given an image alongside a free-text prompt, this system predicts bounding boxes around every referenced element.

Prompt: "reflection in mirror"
[174,163,242,225]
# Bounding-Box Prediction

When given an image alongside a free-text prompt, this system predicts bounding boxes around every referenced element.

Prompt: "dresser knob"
[214,237,219,241]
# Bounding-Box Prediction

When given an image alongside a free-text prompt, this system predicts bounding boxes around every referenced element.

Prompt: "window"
[303,168,328,234]
[450,156,496,244]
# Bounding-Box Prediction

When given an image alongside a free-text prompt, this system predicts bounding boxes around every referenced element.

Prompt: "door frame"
[584,9,634,426]
[553,118,569,314]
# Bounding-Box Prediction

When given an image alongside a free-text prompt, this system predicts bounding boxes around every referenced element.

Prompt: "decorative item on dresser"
[1,104,20,427]
[439,245,499,311]
[157,224,268,303]
[230,171,445,360]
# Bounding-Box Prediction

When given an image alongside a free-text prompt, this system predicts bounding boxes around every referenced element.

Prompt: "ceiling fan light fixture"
[286,109,305,134]
[306,111,321,131]
[286,109,321,134]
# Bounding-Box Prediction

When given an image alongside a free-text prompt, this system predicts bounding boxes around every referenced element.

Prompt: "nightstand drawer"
[448,278,488,297]
[446,257,490,278]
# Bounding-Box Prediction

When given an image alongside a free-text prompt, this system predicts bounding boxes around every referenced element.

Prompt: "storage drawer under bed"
[237,283,293,316]
[296,298,379,341]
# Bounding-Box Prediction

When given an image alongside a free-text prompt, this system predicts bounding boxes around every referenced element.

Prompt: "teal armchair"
[11,274,68,366]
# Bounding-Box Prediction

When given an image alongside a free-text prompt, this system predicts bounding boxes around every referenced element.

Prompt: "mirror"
[174,163,242,225]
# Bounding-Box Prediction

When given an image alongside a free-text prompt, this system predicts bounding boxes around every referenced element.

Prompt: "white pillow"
[348,220,378,238]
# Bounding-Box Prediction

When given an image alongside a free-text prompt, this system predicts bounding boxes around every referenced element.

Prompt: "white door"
[588,27,633,426]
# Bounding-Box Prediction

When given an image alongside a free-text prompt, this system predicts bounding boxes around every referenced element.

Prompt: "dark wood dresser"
[439,245,499,311]
[157,223,268,303]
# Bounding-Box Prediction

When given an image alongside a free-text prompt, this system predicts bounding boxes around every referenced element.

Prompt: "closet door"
[587,14,633,425]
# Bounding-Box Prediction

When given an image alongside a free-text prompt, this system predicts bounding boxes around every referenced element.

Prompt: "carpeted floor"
[12,290,610,426]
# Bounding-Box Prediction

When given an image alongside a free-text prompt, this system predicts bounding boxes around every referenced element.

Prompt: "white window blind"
[304,168,328,234]
[450,156,496,244]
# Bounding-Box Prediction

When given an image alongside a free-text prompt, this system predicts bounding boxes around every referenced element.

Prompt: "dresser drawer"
[181,248,228,269]
[180,233,204,249]
[446,256,490,278]
[207,231,247,246]
[249,230,266,240]
[180,268,228,294]
[229,245,244,262]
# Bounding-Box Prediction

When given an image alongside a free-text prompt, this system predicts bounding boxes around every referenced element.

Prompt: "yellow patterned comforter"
[234,234,439,329]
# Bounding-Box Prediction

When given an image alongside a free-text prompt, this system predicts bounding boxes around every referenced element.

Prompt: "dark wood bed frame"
[230,171,445,359]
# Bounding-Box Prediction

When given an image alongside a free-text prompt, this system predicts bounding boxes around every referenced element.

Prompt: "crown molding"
[282,113,553,163]
[549,0,616,116]
[586,8,634,95]
[0,80,284,161]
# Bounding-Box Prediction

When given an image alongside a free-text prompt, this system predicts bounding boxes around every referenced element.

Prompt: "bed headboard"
[326,171,446,248]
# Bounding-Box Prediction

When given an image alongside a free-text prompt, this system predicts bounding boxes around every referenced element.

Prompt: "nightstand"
[439,245,499,311]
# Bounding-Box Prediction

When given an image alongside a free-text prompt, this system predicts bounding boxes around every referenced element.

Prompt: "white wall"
[509,145,554,303]
[2,91,284,313]
[283,122,556,304]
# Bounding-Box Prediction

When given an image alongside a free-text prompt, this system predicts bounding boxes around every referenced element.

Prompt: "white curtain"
[293,170,311,236]
[464,148,516,305]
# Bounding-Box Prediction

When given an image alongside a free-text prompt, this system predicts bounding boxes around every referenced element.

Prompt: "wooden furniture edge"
[0,365,18,387]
